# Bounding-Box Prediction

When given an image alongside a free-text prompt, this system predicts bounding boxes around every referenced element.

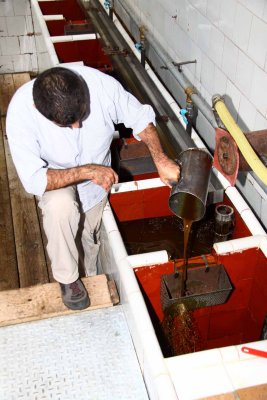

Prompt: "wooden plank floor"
[0,73,52,290]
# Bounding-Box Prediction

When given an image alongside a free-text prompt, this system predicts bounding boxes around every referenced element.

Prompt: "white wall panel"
[119,0,267,228]
[219,0,237,39]
[0,0,38,73]
[248,16,267,70]
[233,3,252,52]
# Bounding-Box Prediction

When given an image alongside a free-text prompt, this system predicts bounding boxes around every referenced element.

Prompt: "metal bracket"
[172,59,197,72]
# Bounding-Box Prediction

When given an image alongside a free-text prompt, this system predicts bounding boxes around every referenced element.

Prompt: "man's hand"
[46,164,118,192]
[139,123,180,187]
[155,156,180,188]
[83,164,118,191]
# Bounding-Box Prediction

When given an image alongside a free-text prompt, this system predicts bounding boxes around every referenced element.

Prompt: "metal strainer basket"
[160,264,233,312]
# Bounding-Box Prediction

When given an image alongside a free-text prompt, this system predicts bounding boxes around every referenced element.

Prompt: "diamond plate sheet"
[0,306,148,400]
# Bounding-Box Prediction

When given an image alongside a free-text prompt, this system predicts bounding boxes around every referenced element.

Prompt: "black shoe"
[59,279,90,310]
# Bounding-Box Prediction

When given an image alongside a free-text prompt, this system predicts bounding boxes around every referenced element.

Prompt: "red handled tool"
[241,346,267,358]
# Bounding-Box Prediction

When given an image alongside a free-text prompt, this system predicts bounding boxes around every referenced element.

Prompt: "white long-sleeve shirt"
[6,65,156,212]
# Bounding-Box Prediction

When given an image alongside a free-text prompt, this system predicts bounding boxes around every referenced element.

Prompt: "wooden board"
[1,72,50,287]
[12,72,32,91]
[0,74,15,116]
[0,118,18,290]
[2,116,49,287]
[0,274,119,327]
[200,383,267,399]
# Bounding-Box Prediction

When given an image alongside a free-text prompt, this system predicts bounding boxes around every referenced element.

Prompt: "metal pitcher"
[169,148,213,221]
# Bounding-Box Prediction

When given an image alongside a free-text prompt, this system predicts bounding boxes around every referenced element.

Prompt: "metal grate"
[161,264,233,311]
[0,306,148,400]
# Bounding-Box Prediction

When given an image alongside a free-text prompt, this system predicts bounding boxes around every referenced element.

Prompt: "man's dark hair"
[33,67,90,126]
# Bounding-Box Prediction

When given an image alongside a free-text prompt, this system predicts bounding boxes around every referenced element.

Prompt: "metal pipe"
[139,25,146,67]
[185,87,197,136]
[113,0,217,129]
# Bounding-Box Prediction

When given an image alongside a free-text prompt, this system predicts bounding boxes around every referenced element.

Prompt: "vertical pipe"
[139,25,146,68]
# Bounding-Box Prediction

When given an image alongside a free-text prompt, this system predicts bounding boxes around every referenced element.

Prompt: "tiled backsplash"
[0,0,38,73]
[125,0,267,132]
[119,0,267,230]
[0,0,55,73]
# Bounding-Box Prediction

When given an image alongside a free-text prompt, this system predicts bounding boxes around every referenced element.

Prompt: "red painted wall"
[54,40,112,71]
[134,247,267,352]
[38,0,85,20]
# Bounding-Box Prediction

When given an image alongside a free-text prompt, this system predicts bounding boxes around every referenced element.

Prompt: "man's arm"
[138,123,180,187]
[46,164,118,192]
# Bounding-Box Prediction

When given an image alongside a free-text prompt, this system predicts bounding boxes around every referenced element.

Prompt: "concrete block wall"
[0,0,38,73]
[116,0,267,231]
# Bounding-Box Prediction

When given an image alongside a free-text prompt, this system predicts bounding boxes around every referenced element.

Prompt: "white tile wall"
[208,25,224,67]
[201,53,214,95]
[197,13,211,54]
[219,0,237,39]
[19,36,36,54]
[0,37,20,55]
[242,0,266,21]
[0,0,38,73]
[225,79,241,120]
[14,0,31,16]
[6,16,27,36]
[250,65,267,116]
[13,53,32,72]
[206,0,221,25]
[236,50,255,98]
[120,0,267,229]
[233,3,252,52]
[0,55,13,72]
[263,2,267,24]
[213,66,227,96]
[0,17,8,36]
[190,0,207,15]
[0,2,14,17]
[248,16,267,70]
[237,95,256,131]
[222,37,239,83]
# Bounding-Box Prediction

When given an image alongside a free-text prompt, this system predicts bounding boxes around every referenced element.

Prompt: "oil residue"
[119,213,215,260]
[161,303,202,356]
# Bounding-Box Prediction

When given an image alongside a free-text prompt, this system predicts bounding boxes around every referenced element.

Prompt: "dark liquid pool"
[118,214,215,260]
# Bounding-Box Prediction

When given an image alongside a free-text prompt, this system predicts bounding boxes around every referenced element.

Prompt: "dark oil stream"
[180,218,193,297]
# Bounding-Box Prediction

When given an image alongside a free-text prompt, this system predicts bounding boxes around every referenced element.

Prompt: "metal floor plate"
[0,306,148,400]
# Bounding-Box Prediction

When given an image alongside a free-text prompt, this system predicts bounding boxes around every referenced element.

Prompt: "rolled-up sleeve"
[6,90,48,197]
[104,75,156,140]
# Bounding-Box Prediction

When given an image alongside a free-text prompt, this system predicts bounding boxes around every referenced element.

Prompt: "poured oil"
[180,218,193,296]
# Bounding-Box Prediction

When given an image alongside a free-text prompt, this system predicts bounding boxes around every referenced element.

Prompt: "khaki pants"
[38,186,107,284]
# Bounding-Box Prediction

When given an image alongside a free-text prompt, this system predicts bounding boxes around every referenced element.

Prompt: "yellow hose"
[213,97,267,186]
